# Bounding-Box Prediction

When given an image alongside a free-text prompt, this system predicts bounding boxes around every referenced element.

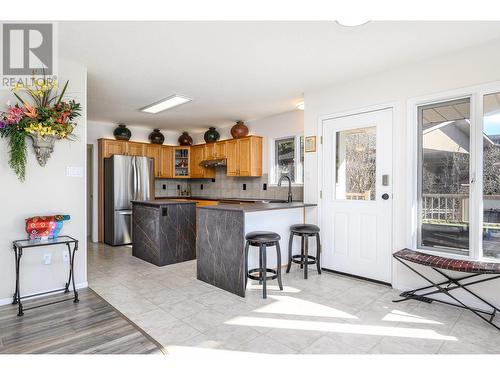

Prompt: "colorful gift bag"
[25,215,70,240]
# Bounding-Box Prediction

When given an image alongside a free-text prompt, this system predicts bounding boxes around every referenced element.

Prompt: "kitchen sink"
[261,199,289,203]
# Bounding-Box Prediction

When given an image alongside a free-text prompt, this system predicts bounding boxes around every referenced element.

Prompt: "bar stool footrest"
[248,268,278,281]
[291,254,317,265]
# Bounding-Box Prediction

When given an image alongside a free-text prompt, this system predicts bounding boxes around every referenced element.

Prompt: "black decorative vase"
[149,129,165,145]
[204,127,220,143]
[178,132,193,146]
[113,124,131,141]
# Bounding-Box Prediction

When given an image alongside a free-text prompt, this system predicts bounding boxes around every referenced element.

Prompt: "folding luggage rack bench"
[393,248,500,331]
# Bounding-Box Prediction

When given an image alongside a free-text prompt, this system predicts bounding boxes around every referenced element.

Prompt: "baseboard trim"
[0,282,89,306]
[322,268,392,287]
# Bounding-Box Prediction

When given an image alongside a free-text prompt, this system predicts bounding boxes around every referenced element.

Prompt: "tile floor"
[88,243,500,354]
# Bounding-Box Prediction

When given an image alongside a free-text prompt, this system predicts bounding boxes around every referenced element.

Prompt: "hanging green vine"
[8,130,27,182]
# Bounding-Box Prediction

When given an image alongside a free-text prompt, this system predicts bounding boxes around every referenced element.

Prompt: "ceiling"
[58,21,500,131]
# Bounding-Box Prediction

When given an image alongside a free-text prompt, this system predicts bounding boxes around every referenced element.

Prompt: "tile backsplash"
[155,168,304,201]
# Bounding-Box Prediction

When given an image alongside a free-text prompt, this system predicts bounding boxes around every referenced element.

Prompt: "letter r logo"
[2,23,53,75]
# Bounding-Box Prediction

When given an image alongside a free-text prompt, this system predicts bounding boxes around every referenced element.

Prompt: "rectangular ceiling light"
[140,95,192,114]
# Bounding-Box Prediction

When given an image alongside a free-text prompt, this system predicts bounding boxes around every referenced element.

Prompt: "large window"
[416,91,500,259]
[417,98,471,255]
[272,135,303,184]
[483,92,500,259]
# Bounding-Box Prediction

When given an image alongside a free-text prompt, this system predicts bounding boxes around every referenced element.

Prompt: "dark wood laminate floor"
[0,288,164,354]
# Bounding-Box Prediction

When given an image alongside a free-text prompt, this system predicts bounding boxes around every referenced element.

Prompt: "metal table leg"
[16,248,23,316]
[70,242,79,303]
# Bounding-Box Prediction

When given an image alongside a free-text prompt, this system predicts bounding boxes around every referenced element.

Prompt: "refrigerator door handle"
[132,156,137,201]
[116,210,132,215]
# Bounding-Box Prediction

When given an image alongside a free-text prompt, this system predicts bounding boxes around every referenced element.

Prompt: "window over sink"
[270,135,303,185]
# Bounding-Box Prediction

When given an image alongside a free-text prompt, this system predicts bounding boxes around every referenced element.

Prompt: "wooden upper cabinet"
[126,142,145,156]
[238,137,252,176]
[173,147,190,178]
[225,136,262,177]
[226,140,239,176]
[101,139,126,157]
[143,144,161,177]
[191,145,215,179]
[190,145,205,178]
[205,143,216,160]
[159,146,173,178]
[215,141,227,159]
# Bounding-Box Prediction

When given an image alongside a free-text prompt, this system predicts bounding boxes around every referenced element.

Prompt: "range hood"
[199,158,227,168]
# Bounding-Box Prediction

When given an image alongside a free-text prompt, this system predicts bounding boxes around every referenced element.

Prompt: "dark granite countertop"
[197,201,316,213]
[131,199,196,207]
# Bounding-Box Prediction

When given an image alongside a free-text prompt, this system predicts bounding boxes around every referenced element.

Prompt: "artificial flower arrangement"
[0,78,81,181]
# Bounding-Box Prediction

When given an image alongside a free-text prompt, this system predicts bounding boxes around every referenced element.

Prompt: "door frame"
[317,102,398,285]
[406,80,500,262]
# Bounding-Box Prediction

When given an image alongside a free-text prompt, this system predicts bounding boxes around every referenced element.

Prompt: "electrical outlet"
[162,184,166,190]
[243,184,246,191]
[200,184,204,190]
[43,253,52,265]
[62,251,70,263]
[263,183,267,191]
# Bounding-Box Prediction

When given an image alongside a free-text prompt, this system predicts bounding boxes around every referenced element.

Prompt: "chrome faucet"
[278,175,293,203]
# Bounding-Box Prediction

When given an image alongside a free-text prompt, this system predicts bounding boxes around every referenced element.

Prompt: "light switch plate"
[66,166,83,177]
[62,250,69,263]
[43,253,52,265]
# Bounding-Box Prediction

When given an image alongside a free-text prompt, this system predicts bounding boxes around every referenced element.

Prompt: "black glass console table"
[12,235,79,316]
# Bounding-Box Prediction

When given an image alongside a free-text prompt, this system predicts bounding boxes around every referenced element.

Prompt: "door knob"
[382,193,390,200]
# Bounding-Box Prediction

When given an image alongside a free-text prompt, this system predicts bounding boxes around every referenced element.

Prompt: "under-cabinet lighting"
[296,101,304,110]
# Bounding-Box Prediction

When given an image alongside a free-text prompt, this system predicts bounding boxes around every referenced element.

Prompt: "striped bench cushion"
[394,248,500,274]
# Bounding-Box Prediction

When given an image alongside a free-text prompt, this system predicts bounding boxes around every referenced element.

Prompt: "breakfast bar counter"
[196,202,316,297]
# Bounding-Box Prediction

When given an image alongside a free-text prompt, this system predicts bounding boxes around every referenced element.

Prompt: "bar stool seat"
[287,224,321,279]
[245,231,283,299]
[245,231,281,244]
[290,224,320,235]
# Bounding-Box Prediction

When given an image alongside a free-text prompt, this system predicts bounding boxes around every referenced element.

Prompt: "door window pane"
[418,98,470,254]
[483,92,500,259]
[335,126,376,200]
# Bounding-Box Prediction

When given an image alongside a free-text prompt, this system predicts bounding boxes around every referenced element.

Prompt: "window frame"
[269,134,304,186]
[416,97,472,257]
[408,81,500,262]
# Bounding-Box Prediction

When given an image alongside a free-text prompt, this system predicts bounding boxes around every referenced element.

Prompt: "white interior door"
[321,108,393,283]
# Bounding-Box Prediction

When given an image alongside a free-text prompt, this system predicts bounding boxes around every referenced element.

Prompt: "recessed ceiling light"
[140,95,192,114]
[296,101,305,110]
[336,19,370,27]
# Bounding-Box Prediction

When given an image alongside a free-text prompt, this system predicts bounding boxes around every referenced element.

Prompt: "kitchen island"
[132,200,196,266]
[196,202,316,297]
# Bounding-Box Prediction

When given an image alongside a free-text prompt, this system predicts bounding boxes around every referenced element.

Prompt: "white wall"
[0,58,87,305]
[304,38,500,306]
[86,121,181,242]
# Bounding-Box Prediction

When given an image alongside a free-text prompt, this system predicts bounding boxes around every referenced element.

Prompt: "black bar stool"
[245,231,283,299]
[286,224,321,279]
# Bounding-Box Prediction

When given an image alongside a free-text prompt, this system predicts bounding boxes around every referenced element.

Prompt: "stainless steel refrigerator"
[104,155,153,246]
